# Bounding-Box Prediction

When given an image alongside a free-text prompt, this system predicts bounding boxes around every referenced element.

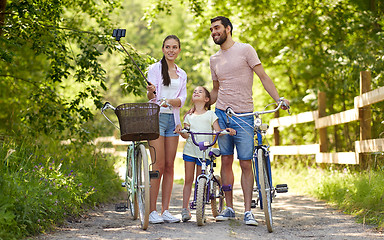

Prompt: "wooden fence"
[269,71,384,167]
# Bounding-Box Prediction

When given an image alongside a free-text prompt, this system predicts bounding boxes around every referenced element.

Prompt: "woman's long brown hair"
[161,35,180,86]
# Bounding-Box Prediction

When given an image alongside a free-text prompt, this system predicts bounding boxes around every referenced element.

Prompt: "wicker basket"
[115,103,160,141]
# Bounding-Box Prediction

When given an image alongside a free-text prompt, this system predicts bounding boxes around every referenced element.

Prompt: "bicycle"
[101,102,160,230]
[225,98,289,233]
[180,129,230,226]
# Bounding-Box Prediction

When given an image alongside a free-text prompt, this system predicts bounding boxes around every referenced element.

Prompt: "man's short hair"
[210,16,233,36]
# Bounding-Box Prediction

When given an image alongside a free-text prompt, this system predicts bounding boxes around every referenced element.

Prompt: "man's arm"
[210,80,220,105]
[253,64,290,108]
[253,64,281,102]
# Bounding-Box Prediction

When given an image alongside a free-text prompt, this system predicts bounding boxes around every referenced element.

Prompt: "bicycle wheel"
[126,146,138,220]
[137,144,150,230]
[196,177,207,226]
[210,175,224,217]
[258,148,273,232]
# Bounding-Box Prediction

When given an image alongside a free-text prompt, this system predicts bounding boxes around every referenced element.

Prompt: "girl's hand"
[226,128,236,136]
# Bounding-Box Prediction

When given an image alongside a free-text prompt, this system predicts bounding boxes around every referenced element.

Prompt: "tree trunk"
[0,0,7,36]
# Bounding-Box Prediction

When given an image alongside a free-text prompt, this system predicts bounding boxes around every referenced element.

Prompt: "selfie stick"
[112,29,155,94]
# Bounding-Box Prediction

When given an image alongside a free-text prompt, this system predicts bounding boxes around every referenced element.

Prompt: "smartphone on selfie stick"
[112,29,155,94]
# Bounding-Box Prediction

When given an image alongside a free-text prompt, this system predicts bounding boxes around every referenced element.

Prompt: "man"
[209,16,290,226]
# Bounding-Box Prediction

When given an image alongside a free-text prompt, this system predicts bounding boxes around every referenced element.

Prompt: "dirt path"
[36,184,382,240]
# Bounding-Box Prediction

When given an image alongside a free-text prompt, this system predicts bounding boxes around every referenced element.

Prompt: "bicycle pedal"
[189,201,196,210]
[115,203,128,212]
[251,199,257,208]
[276,184,288,193]
[149,170,160,179]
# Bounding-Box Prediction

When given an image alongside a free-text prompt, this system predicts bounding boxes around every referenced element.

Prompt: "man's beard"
[213,32,227,45]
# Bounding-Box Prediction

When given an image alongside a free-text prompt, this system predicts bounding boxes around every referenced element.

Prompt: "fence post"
[274,111,280,146]
[359,71,372,169]
[318,92,328,153]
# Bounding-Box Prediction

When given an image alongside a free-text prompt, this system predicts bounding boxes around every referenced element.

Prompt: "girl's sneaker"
[181,208,192,222]
[162,210,181,223]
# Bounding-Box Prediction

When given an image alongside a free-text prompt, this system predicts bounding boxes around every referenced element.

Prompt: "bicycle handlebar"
[101,102,120,129]
[180,129,229,148]
[226,97,290,118]
[101,102,116,113]
[159,97,172,109]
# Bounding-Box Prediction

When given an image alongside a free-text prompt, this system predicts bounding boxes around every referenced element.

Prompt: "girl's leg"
[161,136,179,212]
[182,161,196,208]
[195,165,202,177]
[149,136,165,212]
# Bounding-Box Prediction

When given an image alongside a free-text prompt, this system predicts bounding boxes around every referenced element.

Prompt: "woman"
[146,35,187,224]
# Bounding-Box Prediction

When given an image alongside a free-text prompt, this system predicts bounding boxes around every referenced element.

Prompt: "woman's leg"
[149,136,165,212]
[161,136,179,212]
[182,161,196,208]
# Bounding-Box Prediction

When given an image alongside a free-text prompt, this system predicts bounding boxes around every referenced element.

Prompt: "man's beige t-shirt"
[210,42,261,113]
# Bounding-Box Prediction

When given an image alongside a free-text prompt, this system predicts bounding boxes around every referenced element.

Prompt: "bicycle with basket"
[180,128,230,226]
[225,98,290,233]
[101,101,160,230]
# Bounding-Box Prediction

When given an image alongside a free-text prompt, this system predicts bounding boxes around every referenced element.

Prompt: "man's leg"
[239,160,253,212]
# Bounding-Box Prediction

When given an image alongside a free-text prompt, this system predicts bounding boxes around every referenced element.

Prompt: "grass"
[174,141,384,231]
[272,156,384,231]
[0,137,122,240]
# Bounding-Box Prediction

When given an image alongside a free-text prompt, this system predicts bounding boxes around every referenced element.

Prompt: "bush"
[0,138,122,239]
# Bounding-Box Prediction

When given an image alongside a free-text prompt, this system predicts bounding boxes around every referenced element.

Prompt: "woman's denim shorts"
[159,113,179,137]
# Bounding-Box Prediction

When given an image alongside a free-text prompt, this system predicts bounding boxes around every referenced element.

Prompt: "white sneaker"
[162,210,181,223]
[149,211,164,224]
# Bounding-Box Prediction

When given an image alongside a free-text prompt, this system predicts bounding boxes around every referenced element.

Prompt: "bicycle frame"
[181,129,227,225]
[225,98,289,232]
[101,102,151,230]
[190,152,221,209]
[253,131,273,209]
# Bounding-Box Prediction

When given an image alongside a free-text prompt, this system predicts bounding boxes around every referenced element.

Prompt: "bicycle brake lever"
[225,107,234,117]
[101,102,115,113]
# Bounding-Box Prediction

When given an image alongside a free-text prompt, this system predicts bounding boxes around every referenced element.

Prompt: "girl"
[146,35,187,224]
[179,86,236,222]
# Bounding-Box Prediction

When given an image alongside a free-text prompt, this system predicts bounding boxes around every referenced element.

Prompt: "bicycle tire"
[126,146,138,220]
[137,144,150,230]
[258,149,273,232]
[210,175,224,217]
[196,177,207,226]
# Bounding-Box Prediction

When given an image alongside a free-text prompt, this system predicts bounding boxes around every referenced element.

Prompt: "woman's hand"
[146,84,156,94]
[174,124,182,134]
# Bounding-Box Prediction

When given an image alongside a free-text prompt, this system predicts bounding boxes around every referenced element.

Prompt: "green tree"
[0,0,126,141]
[145,0,384,149]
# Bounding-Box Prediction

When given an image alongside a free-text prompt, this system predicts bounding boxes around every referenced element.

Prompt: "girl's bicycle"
[101,102,160,230]
[225,99,289,233]
[180,129,229,226]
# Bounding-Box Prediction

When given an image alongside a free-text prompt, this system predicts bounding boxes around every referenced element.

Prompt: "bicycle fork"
[252,147,288,209]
